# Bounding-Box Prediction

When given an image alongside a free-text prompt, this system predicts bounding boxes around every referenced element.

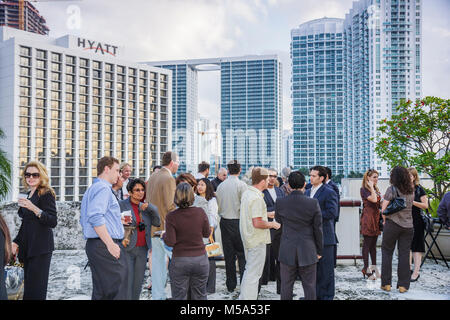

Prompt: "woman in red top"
[119,178,160,300]
[360,169,382,280]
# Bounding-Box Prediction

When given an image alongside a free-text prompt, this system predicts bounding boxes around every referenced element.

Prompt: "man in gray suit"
[275,171,323,300]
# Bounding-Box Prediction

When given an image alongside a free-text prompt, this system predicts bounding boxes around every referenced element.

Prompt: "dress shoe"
[362,268,375,279]
[398,286,408,293]
[380,285,391,292]
[410,274,420,282]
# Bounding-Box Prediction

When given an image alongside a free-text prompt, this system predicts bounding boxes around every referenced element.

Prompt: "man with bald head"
[211,167,228,191]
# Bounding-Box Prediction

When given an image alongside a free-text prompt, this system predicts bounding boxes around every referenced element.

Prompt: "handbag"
[4,256,24,300]
[421,209,434,234]
[378,210,384,232]
[205,228,222,258]
[383,186,407,216]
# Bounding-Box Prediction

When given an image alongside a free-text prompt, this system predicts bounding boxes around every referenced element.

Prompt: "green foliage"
[333,174,345,184]
[428,198,441,218]
[298,167,310,176]
[348,171,364,178]
[373,96,450,200]
[0,128,12,201]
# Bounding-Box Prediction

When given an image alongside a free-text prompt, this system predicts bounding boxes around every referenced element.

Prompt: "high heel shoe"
[370,265,381,279]
[410,274,420,282]
[362,268,375,279]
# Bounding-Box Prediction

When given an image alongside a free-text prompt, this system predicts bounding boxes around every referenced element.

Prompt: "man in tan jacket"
[146,151,179,300]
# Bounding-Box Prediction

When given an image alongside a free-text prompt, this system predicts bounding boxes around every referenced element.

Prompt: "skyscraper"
[291,18,345,175]
[343,0,422,177]
[146,55,283,174]
[0,27,171,201]
[0,0,49,35]
[291,0,422,178]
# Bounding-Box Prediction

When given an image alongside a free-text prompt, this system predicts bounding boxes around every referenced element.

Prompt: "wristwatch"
[36,209,43,219]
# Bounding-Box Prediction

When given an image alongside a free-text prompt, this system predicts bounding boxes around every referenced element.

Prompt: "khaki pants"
[239,243,267,300]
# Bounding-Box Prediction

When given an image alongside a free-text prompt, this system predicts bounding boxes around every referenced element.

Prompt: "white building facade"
[0,27,172,201]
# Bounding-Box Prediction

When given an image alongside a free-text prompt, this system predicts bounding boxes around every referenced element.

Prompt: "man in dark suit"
[276,171,323,300]
[260,168,285,293]
[324,167,340,268]
[305,166,338,300]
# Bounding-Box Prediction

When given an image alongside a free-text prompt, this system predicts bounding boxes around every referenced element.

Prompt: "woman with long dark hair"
[0,213,12,300]
[380,166,414,294]
[196,178,219,294]
[12,161,57,300]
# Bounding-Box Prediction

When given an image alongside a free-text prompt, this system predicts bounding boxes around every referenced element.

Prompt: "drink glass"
[18,193,28,207]
[122,210,132,224]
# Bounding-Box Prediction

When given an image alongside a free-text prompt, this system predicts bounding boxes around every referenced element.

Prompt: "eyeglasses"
[132,188,145,193]
[269,175,277,178]
[25,173,40,179]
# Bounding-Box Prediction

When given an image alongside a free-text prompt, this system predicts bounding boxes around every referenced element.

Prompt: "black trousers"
[381,219,414,290]
[86,238,128,300]
[280,261,317,300]
[260,230,281,293]
[23,252,52,300]
[316,245,335,300]
[220,218,246,291]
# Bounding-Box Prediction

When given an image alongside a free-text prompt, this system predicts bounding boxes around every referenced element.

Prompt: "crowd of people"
[1,153,450,300]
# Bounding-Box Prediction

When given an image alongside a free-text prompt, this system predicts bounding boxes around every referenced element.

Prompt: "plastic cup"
[122,210,132,224]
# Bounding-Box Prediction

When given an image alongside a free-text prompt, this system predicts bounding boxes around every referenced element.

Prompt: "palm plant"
[0,128,11,201]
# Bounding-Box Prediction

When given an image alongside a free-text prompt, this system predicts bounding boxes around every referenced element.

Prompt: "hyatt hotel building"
[0,27,172,201]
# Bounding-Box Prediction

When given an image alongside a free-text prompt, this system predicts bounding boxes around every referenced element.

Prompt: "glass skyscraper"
[291,0,422,178]
[291,18,345,175]
[147,55,282,174]
[343,0,422,177]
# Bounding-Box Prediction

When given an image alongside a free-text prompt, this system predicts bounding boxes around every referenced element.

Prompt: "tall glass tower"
[291,0,422,178]
[146,55,282,174]
[291,18,345,175]
[343,0,422,177]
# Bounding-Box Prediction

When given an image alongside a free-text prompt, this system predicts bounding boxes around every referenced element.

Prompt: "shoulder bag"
[383,186,407,216]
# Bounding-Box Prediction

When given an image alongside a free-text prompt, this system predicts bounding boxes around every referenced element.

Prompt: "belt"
[87,238,122,243]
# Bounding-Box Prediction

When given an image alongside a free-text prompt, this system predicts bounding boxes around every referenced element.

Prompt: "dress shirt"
[216,175,248,219]
[268,188,277,203]
[309,183,323,199]
[194,172,206,180]
[122,179,130,198]
[80,178,124,240]
[239,186,271,249]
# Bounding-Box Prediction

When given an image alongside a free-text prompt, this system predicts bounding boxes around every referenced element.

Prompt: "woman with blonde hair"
[12,161,57,300]
[360,169,382,280]
[407,167,428,282]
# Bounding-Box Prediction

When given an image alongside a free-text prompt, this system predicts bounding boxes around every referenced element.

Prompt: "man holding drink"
[80,156,128,300]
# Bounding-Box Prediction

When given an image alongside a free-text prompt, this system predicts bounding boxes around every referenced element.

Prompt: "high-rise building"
[0,27,171,201]
[343,0,422,177]
[146,55,283,174]
[291,18,345,175]
[291,0,422,178]
[0,0,49,35]
[282,129,293,169]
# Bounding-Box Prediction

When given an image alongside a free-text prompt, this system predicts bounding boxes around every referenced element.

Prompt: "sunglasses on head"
[25,172,40,178]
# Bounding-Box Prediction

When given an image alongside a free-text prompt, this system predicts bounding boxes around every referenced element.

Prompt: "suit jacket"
[13,190,57,261]
[146,168,176,237]
[327,180,340,222]
[275,191,323,267]
[263,187,285,240]
[305,185,338,246]
[119,199,160,252]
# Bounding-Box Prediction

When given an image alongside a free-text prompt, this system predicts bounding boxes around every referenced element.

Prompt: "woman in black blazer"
[12,161,57,300]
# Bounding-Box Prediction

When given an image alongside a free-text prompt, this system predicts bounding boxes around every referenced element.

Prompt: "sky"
[34,0,450,131]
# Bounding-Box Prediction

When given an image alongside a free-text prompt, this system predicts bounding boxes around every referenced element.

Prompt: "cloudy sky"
[35,0,450,131]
